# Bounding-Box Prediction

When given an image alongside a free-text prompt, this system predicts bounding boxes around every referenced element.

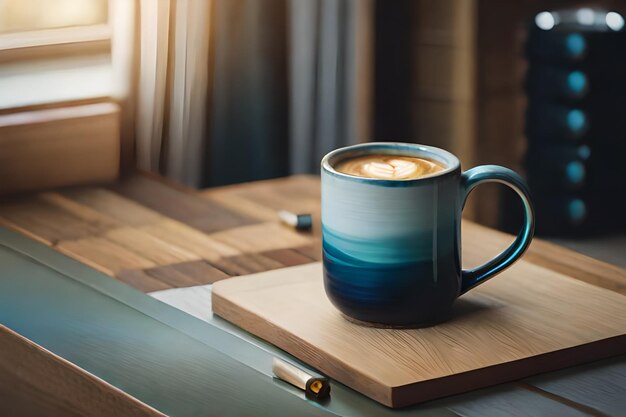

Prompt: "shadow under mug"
[321,143,535,327]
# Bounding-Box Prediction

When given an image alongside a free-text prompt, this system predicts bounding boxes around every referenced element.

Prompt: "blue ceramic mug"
[321,143,535,327]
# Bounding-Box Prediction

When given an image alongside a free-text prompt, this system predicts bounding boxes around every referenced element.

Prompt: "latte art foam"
[334,154,445,180]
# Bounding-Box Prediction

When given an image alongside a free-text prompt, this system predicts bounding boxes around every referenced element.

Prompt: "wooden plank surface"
[110,175,257,233]
[0,172,623,322]
[211,262,626,408]
[0,173,625,415]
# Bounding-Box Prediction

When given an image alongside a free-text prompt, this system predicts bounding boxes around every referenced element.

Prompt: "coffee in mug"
[321,142,535,327]
[334,154,445,180]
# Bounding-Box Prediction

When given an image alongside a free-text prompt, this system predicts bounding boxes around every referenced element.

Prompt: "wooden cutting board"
[212,261,626,408]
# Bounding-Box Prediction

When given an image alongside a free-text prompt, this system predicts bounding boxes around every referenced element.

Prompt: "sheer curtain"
[135,0,211,186]
[289,0,372,174]
[134,0,372,187]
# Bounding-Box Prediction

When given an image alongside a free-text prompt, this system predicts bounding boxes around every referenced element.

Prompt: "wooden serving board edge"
[392,334,626,408]
[211,291,393,406]
[212,290,626,408]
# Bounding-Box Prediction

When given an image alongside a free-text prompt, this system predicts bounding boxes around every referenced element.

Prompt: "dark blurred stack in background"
[507,8,626,236]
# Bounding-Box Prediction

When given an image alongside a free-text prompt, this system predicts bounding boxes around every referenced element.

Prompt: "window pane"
[0,0,108,33]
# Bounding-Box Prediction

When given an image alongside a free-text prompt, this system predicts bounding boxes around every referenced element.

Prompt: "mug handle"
[459,165,535,294]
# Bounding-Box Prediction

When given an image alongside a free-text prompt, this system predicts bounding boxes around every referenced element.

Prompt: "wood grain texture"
[61,188,166,227]
[212,262,626,408]
[0,196,118,244]
[202,175,321,234]
[104,228,201,266]
[137,260,230,287]
[210,253,287,277]
[139,219,240,261]
[57,237,156,276]
[110,175,257,233]
[1,173,622,294]
[0,103,120,194]
[115,269,173,293]
[208,222,312,253]
[2,173,623,301]
[0,25,111,63]
[38,192,123,230]
[0,325,163,417]
[261,248,315,267]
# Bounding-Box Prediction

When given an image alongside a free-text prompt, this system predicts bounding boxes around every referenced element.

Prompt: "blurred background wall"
[1,0,625,234]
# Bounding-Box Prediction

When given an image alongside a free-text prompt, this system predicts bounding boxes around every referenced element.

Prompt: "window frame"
[0,24,111,64]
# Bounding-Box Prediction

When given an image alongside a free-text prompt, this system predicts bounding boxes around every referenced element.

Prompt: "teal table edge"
[0,227,457,417]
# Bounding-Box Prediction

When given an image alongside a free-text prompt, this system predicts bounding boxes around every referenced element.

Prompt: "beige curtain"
[135,0,211,187]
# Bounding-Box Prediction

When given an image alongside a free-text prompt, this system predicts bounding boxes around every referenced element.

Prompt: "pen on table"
[272,357,330,399]
[278,210,313,231]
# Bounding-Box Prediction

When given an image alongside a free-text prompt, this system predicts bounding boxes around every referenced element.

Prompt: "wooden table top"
[1,173,625,415]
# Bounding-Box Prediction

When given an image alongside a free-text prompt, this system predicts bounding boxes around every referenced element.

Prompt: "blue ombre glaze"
[323,236,459,325]
[321,143,535,326]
